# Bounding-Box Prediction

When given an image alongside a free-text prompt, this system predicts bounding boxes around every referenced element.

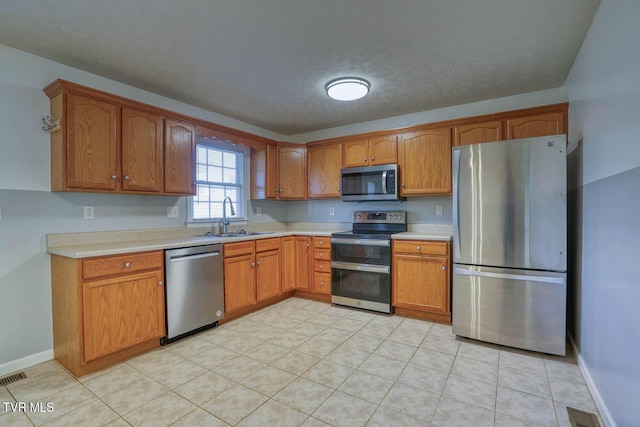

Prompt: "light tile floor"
[0,298,602,426]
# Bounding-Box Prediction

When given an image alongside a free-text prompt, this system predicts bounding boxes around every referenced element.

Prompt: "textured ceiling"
[0,0,599,135]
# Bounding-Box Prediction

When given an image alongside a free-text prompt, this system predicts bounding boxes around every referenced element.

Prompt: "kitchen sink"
[199,230,275,238]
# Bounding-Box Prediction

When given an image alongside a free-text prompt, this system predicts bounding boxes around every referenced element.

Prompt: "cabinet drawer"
[82,251,163,280]
[224,241,255,257]
[256,238,280,252]
[393,240,449,256]
[313,272,332,295]
[314,248,331,261]
[314,260,331,273]
[313,237,331,249]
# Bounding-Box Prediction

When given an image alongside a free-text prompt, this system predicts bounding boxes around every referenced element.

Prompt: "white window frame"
[189,140,246,222]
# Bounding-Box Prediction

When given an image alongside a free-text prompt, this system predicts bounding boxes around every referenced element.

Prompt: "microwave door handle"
[382,170,388,194]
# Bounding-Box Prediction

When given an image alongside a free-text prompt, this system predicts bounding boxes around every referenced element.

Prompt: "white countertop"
[47,224,453,259]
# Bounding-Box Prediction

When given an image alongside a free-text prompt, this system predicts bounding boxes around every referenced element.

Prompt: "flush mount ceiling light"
[325,77,370,101]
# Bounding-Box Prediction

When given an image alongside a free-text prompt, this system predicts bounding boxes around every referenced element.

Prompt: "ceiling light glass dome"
[325,78,370,101]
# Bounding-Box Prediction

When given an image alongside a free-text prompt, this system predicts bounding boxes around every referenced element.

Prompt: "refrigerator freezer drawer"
[452,265,566,355]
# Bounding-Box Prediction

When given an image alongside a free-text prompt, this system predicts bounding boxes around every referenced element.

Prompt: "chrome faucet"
[222,196,236,234]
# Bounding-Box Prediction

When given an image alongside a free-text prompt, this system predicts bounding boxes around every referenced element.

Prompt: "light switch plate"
[84,206,95,220]
[167,206,179,218]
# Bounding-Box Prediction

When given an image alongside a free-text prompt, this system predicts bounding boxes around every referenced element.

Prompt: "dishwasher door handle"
[169,251,221,263]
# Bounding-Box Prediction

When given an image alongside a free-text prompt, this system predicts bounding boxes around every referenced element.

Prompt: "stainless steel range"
[331,210,407,313]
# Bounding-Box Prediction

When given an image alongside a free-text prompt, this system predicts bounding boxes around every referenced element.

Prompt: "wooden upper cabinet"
[278,146,307,199]
[369,135,397,165]
[454,120,503,146]
[266,144,278,199]
[343,139,369,168]
[66,93,118,191]
[164,119,195,195]
[343,136,397,168]
[121,107,163,192]
[308,143,342,199]
[398,127,452,195]
[506,112,565,140]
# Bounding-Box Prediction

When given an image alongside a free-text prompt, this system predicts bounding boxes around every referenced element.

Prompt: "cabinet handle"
[441,266,446,271]
[364,158,368,162]
[306,243,310,247]
[320,265,324,269]
[158,280,163,286]
[371,157,375,161]
[111,174,117,180]
[337,187,341,191]
[319,241,324,245]
[124,262,131,268]
[416,246,421,251]
[402,183,405,188]
[124,175,130,181]
[320,281,324,286]
[319,253,324,257]
[251,262,255,267]
[257,261,261,266]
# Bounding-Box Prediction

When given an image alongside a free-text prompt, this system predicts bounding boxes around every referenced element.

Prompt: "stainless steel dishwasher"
[163,244,224,344]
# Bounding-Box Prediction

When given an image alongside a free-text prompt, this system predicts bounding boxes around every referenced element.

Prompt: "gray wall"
[565,1,640,426]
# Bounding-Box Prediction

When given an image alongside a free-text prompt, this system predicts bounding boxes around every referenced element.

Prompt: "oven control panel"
[352,210,406,224]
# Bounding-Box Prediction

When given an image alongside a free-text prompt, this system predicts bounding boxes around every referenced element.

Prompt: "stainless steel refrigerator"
[452,135,567,355]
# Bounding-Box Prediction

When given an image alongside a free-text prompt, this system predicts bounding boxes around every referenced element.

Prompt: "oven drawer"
[393,240,449,256]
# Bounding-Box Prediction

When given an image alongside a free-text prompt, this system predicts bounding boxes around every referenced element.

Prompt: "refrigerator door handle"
[454,267,565,284]
[452,148,462,260]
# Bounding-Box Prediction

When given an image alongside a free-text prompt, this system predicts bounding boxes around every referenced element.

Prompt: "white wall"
[564,1,640,426]
[0,42,568,373]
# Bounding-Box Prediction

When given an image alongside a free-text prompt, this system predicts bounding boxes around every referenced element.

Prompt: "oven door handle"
[330,238,390,247]
[331,261,390,274]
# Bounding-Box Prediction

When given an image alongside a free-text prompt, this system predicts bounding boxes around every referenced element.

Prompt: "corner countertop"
[47,223,453,259]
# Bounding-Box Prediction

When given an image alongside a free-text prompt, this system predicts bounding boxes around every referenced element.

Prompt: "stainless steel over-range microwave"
[340,164,405,202]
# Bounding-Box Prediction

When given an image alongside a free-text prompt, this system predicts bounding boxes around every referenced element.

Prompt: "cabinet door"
[506,112,565,140]
[454,120,503,146]
[224,254,256,313]
[342,139,369,168]
[66,93,118,190]
[369,135,397,165]
[281,237,296,293]
[164,119,195,194]
[393,254,449,314]
[295,236,311,290]
[121,108,163,192]
[278,146,307,199]
[82,270,165,362]
[398,127,452,195]
[308,143,342,199]
[256,250,281,301]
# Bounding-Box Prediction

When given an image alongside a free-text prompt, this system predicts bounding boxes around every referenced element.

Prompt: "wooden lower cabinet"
[281,236,296,292]
[223,252,256,313]
[51,251,165,377]
[294,236,312,291]
[392,240,451,323]
[223,238,282,316]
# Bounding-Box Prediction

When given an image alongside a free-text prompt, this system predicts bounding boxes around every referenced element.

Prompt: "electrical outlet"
[256,206,262,216]
[329,207,335,216]
[84,206,95,220]
[167,206,179,218]
[436,205,444,216]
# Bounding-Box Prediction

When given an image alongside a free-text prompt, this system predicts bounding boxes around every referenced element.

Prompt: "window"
[192,142,244,220]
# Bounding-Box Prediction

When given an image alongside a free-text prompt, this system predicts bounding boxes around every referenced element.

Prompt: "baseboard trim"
[0,349,54,377]
[568,333,616,427]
